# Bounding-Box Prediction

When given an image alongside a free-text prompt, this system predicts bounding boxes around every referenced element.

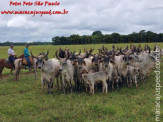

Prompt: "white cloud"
[7,16,37,28]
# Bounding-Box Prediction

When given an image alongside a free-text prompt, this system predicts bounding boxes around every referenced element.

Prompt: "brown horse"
[0,54,24,79]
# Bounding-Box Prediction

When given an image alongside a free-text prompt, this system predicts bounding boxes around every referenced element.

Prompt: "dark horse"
[0,54,24,79]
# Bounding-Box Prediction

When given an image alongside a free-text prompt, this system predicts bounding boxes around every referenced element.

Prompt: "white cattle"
[59,59,75,93]
[130,52,155,80]
[41,58,60,93]
[127,66,140,88]
[82,71,108,95]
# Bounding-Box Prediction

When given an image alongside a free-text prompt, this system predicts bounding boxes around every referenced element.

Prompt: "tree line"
[0,41,51,46]
[0,30,163,46]
[52,30,163,45]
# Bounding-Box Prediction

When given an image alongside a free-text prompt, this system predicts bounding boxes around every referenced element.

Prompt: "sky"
[0,0,163,42]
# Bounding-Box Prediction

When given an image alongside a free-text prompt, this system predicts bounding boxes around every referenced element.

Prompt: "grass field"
[0,43,163,121]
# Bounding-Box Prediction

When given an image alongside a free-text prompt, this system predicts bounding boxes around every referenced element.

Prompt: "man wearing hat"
[24,44,31,70]
[8,44,16,69]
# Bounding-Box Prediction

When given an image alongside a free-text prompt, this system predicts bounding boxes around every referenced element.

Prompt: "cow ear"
[72,60,77,65]
[99,60,103,63]
[98,57,102,60]
[92,58,95,63]
[84,75,87,78]
[36,61,38,66]
[123,57,125,60]
[71,61,73,64]
[42,60,45,66]
[130,57,133,60]
[83,61,86,66]
[110,60,115,64]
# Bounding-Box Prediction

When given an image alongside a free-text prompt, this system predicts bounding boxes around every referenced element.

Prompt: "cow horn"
[89,48,94,54]
[55,50,61,60]
[112,45,115,49]
[75,50,88,59]
[105,47,108,51]
[98,49,102,54]
[65,51,70,60]
[111,53,115,60]
[84,50,89,58]
[31,51,37,58]
[126,45,128,50]
[78,50,81,55]
[148,46,151,54]
[102,45,105,51]
[126,49,134,55]
[154,45,156,51]
[99,53,106,57]
[45,50,49,57]
[120,48,126,55]
[42,51,46,55]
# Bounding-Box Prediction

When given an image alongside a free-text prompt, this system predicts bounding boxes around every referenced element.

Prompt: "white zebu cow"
[127,66,140,88]
[109,62,122,89]
[130,52,155,80]
[56,50,75,93]
[59,59,75,93]
[82,71,108,95]
[114,50,141,86]
[41,58,60,93]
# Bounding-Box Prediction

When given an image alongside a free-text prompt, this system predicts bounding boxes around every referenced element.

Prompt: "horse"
[0,54,24,79]
[14,51,49,81]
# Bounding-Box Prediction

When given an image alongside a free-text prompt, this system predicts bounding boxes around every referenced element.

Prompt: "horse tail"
[15,59,22,81]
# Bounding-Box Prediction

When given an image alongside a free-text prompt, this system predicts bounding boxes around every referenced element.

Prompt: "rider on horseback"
[24,44,31,71]
[8,44,16,69]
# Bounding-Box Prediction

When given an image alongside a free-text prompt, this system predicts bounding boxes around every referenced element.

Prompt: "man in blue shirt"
[24,44,31,70]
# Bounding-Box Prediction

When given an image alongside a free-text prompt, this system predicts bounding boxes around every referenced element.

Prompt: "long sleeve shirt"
[24,48,30,57]
[8,48,15,57]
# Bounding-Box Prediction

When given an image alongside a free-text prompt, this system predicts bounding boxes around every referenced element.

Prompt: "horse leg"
[14,69,17,81]
[18,68,21,80]
[10,69,13,76]
[0,67,4,79]
[15,68,20,81]
[34,67,37,80]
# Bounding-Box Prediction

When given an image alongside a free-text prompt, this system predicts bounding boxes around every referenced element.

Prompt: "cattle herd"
[13,44,162,94]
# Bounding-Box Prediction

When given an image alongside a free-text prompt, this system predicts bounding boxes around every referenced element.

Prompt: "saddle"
[22,56,34,65]
[5,59,11,64]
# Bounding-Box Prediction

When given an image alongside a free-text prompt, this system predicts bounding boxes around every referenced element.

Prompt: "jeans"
[9,56,15,69]
[25,57,31,69]
[9,56,15,63]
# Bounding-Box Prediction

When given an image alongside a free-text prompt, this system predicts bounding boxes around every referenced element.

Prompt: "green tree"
[92,31,103,36]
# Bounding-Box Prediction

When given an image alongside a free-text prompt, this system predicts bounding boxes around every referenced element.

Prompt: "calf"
[127,66,140,88]
[81,70,95,92]
[82,71,108,95]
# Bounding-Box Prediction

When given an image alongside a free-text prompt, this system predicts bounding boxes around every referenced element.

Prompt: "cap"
[26,43,29,47]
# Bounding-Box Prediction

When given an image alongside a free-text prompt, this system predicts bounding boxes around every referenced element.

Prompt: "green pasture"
[0,43,163,121]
